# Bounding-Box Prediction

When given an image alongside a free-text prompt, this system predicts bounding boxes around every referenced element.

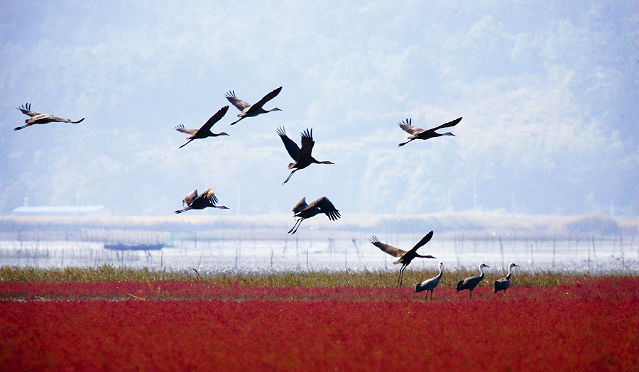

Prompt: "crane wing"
[312,196,340,221]
[406,231,434,254]
[277,126,300,160]
[369,236,407,257]
[297,128,315,161]
[175,124,198,135]
[398,118,423,134]
[201,188,219,205]
[17,103,41,117]
[431,116,462,131]
[250,86,282,110]
[457,275,481,290]
[34,114,70,123]
[51,115,74,123]
[291,197,308,214]
[199,105,229,133]
[183,189,199,207]
[225,91,251,111]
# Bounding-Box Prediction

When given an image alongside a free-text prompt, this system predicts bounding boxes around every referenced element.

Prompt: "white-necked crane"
[415,261,444,300]
[14,103,85,131]
[277,126,334,184]
[398,117,462,147]
[174,188,229,214]
[288,196,340,234]
[456,263,490,299]
[225,86,282,125]
[175,106,229,148]
[494,262,519,294]
[370,231,436,287]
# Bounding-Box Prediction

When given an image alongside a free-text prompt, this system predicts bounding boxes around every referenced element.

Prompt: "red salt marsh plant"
[1,277,637,371]
[1,295,637,371]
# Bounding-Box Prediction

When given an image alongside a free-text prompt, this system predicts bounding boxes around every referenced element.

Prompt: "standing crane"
[456,263,490,299]
[415,262,444,300]
[370,231,436,287]
[494,262,519,294]
[225,86,282,125]
[14,103,85,131]
[277,126,334,184]
[397,117,462,146]
[175,106,229,148]
[174,188,229,214]
[288,196,340,234]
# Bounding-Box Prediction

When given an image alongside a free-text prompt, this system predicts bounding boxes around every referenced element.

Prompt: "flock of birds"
[13,85,519,298]
[370,232,520,299]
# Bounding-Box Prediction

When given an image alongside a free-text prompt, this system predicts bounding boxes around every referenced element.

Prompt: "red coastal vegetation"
[1,277,637,371]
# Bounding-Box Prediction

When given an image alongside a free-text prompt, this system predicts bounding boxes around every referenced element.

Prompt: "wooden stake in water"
[620,235,625,268]
[454,237,460,267]
[352,238,362,262]
[552,237,556,267]
[329,237,334,257]
[235,241,240,269]
[344,240,348,269]
[499,236,504,269]
[587,237,595,271]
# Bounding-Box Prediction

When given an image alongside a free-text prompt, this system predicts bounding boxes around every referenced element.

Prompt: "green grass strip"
[1,265,636,287]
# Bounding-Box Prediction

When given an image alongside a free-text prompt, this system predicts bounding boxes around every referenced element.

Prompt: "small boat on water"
[104,243,163,251]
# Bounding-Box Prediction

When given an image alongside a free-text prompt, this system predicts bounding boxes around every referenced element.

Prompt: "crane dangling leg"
[288,218,303,234]
[283,169,298,184]
[398,139,415,147]
[229,117,244,126]
[397,264,407,287]
[179,139,195,149]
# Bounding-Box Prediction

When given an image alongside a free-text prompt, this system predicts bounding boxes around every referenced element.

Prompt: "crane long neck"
[311,157,333,165]
[478,266,485,278]
[506,266,513,280]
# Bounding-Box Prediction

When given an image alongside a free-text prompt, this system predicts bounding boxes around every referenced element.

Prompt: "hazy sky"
[1,1,638,217]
